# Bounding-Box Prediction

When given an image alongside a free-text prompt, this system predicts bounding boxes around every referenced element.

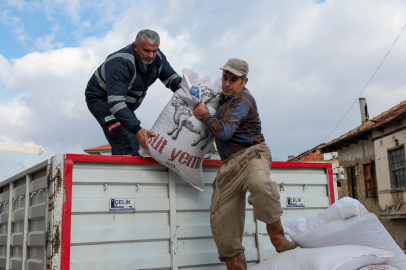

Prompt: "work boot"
[266,219,297,253]
[225,252,247,270]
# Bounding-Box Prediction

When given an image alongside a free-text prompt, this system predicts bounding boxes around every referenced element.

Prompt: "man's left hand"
[193,103,209,119]
[178,83,182,89]
[136,129,155,149]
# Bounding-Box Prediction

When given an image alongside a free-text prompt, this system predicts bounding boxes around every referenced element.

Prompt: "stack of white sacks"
[250,197,406,270]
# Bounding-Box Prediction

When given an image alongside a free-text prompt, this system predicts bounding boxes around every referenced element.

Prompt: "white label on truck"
[287,197,305,208]
[109,198,135,211]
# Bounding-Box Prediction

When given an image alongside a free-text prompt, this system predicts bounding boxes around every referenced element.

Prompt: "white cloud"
[0,55,12,87]
[40,0,81,23]
[0,9,29,43]
[0,98,32,126]
[4,0,26,11]
[34,25,64,51]
[0,135,43,149]
[35,34,56,51]
[1,0,406,159]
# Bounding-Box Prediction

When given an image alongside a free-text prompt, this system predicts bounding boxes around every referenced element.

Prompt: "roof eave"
[319,101,406,153]
[319,127,373,153]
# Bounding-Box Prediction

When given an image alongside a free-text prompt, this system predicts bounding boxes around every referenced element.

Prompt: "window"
[389,147,406,189]
[363,162,377,198]
[347,167,357,199]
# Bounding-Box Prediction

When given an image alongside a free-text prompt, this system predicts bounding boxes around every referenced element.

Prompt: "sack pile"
[139,68,221,191]
[250,197,406,270]
[358,266,401,270]
[249,245,394,270]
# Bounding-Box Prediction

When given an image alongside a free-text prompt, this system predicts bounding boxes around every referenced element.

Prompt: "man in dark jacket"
[85,29,182,156]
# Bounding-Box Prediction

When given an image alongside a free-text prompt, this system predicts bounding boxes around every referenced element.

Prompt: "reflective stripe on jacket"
[85,44,181,134]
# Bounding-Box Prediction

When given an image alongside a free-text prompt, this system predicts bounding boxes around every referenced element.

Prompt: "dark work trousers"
[87,100,140,156]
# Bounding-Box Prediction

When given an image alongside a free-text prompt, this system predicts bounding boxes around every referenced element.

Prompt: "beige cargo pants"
[210,143,283,261]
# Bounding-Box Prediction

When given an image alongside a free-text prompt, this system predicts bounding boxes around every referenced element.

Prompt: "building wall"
[338,136,380,217]
[373,117,406,212]
[0,144,43,153]
[337,117,406,251]
[296,149,324,161]
[372,117,406,250]
[0,152,54,182]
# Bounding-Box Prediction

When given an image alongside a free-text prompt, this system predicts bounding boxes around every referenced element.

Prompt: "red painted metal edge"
[271,161,331,169]
[202,159,223,166]
[65,154,223,166]
[327,166,335,205]
[271,161,336,205]
[61,159,73,270]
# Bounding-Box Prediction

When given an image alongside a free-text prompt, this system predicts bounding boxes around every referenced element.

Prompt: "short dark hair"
[241,74,247,81]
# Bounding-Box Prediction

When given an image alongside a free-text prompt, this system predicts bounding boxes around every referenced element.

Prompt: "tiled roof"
[287,143,325,162]
[84,144,111,151]
[320,100,406,152]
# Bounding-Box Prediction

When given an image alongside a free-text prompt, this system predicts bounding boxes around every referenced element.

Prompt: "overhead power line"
[321,23,406,144]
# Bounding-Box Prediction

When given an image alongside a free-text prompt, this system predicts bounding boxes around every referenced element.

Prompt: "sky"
[0,0,406,160]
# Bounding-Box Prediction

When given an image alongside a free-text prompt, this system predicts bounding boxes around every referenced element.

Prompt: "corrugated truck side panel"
[0,152,54,183]
[62,155,334,270]
[67,160,172,269]
[0,183,10,270]
[261,163,333,260]
[0,154,334,270]
[0,158,53,270]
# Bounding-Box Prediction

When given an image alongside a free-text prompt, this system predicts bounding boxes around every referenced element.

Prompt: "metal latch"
[279,182,285,192]
[47,167,61,187]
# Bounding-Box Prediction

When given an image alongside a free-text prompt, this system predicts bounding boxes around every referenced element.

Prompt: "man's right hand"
[136,129,155,149]
[193,103,209,119]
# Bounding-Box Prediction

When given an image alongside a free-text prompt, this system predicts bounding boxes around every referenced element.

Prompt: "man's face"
[222,71,248,98]
[133,39,159,65]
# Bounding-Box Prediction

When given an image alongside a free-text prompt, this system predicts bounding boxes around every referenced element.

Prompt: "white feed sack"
[358,265,402,270]
[140,68,222,191]
[284,197,406,269]
[248,245,394,270]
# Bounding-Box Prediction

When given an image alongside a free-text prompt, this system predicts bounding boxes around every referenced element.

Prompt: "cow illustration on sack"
[167,93,215,150]
[139,68,222,191]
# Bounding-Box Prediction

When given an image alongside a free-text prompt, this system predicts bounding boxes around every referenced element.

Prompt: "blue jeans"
[87,100,140,156]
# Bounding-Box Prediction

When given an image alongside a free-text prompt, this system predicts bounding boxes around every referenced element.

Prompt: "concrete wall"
[0,152,54,182]
[338,135,380,216]
[0,144,43,153]
[372,117,406,250]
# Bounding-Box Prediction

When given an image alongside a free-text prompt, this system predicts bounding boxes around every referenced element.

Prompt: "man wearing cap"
[193,59,297,269]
